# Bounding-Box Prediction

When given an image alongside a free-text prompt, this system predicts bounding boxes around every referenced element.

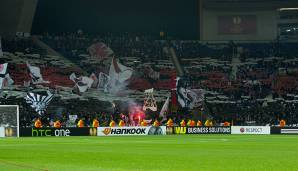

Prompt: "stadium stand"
[1,32,298,127]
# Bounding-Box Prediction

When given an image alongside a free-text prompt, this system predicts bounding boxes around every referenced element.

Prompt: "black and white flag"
[176,77,204,109]
[25,91,54,115]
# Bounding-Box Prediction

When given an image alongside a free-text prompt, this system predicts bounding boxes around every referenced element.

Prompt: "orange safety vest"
[197,120,202,126]
[189,120,196,127]
[223,122,230,126]
[92,119,99,128]
[34,119,42,128]
[280,120,286,127]
[109,120,116,127]
[77,120,84,128]
[54,121,61,128]
[180,120,186,127]
[167,119,173,127]
[141,120,147,126]
[153,120,160,127]
[119,120,125,127]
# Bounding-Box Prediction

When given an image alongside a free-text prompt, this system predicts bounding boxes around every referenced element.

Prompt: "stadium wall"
[0,0,38,37]
[201,9,278,41]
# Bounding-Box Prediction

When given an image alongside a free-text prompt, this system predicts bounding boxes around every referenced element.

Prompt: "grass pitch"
[0,135,298,171]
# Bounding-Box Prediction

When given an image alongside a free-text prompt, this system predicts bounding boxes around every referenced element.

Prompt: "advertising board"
[231,126,270,135]
[97,126,166,136]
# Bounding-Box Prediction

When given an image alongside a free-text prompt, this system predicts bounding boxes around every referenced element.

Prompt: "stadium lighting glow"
[279,8,298,11]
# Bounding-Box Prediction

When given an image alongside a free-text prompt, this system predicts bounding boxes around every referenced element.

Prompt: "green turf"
[0,135,298,171]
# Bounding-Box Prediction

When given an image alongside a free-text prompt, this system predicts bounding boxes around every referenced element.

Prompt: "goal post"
[0,105,19,137]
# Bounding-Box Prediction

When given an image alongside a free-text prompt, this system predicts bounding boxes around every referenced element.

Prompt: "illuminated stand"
[143,88,157,112]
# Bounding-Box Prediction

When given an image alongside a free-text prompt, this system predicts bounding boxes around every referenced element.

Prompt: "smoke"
[126,99,145,126]
[106,80,129,95]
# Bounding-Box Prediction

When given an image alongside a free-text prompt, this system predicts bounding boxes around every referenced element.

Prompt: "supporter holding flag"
[54,120,61,128]
[34,118,42,128]
[92,118,99,128]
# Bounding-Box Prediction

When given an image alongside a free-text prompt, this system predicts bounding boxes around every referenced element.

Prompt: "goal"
[0,105,19,137]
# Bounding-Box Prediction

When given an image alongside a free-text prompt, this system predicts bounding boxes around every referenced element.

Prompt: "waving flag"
[69,73,94,93]
[159,96,169,122]
[177,88,203,109]
[0,63,8,90]
[25,91,54,115]
[26,62,49,84]
[106,57,133,93]
[0,78,3,89]
[2,74,14,87]
[0,63,8,75]
[97,72,110,89]
[87,42,113,60]
[176,77,204,109]
[109,57,133,83]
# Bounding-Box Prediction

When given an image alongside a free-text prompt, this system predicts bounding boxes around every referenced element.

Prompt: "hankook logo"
[102,128,111,135]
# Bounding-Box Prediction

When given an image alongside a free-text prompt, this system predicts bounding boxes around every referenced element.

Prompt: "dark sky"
[32,0,199,39]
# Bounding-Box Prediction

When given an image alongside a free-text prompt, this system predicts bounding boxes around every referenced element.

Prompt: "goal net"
[0,105,19,137]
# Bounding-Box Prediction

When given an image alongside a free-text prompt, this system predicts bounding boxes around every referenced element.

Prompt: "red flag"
[88,42,113,60]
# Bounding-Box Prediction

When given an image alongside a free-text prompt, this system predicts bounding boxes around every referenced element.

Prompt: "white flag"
[0,63,8,75]
[69,73,94,93]
[26,62,49,84]
[3,74,14,87]
[159,96,169,122]
[109,57,133,84]
[107,57,133,93]
[0,77,3,89]
[97,72,110,89]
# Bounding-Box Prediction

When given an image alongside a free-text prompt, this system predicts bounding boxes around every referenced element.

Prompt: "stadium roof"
[203,0,298,10]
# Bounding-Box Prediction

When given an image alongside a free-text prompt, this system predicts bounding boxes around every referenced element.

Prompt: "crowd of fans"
[1,32,298,127]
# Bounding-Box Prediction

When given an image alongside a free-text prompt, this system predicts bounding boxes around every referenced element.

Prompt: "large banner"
[218,15,257,35]
[166,126,231,135]
[231,126,270,135]
[20,127,98,137]
[97,126,166,136]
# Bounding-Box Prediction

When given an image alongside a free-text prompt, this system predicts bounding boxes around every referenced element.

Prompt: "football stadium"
[1,0,298,170]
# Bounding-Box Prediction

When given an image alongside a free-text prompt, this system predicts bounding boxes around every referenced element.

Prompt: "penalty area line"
[0,159,48,171]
